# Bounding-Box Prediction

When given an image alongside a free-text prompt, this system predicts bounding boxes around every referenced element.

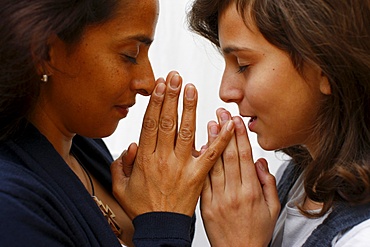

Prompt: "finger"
[110,158,129,200]
[156,71,182,152]
[207,121,225,195]
[198,118,219,155]
[232,116,257,184]
[199,144,208,155]
[255,158,281,220]
[197,120,234,176]
[138,82,166,154]
[192,148,201,158]
[121,142,138,177]
[156,77,165,85]
[175,83,197,157]
[215,110,243,190]
[222,131,242,190]
[201,173,212,208]
[216,108,232,126]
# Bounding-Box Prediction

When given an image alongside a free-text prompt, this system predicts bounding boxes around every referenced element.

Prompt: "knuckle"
[183,100,196,111]
[226,194,241,209]
[244,186,260,201]
[160,117,175,131]
[178,124,194,142]
[238,150,252,162]
[151,94,164,105]
[205,148,220,163]
[167,90,179,98]
[266,173,277,185]
[210,163,223,177]
[201,207,214,221]
[142,117,158,131]
[218,133,232,145]
[135,155,151,171]
[223,150,238,162]
[157,156,169,171]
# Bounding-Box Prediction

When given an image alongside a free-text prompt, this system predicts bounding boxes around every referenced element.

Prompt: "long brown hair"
[0,0,119,141]
[188,0,370,216]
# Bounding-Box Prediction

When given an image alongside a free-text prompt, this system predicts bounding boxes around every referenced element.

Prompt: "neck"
[28,107,75,163]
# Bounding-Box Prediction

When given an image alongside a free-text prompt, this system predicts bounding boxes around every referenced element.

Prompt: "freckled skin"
[218,3,327,151]
[28,1,161,246]
[32,0,159,140]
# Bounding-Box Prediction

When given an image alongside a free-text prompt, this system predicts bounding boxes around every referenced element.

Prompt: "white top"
[271,163,370,247]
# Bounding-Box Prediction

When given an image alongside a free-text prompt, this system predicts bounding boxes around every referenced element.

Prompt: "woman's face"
[36,0,159,138]
[218,3,329,151]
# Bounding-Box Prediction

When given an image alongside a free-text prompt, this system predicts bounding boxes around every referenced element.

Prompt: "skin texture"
[111,71,235,218]
[29,0,235,243]
[30,0,160,157]
[201,109,280,247]
[28,0,160,245]
[198,2,331,246]
[218,3,330,153]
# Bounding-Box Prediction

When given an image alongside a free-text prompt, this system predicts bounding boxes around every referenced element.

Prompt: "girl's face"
[218,3,330,152]
[34,0,159,138]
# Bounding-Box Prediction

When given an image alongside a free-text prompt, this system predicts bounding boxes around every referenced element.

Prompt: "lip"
[247,116,257,132]
[115,104,133,118]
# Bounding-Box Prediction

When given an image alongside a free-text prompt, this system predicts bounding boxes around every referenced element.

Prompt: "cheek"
[77,58,130,99]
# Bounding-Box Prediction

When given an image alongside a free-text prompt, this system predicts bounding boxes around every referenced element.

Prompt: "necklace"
[72,152,122,237]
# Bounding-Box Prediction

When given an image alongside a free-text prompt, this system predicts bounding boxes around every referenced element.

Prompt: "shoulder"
[333,218,370,247]
[275,161,290,183]
[0,159,71,246]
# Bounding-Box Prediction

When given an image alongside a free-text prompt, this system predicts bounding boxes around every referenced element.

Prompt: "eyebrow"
[222,45,254,54]
[127,35,154,46]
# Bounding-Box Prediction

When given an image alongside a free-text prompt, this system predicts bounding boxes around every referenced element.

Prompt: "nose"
[219,69,243,104]
[131,57,155,96]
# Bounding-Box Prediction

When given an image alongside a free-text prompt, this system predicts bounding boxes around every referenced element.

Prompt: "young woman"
[188,0,370,246]
[0,0,236,246]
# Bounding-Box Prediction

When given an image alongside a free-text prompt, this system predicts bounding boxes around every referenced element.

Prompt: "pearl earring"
[41,74,48,83]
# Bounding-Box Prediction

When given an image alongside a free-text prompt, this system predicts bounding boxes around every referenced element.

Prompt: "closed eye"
[122,54,138,65]
[237,65,249,74]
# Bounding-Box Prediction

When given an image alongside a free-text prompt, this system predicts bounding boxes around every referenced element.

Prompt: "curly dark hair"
[0,0,120,140]
[188,0,370,216]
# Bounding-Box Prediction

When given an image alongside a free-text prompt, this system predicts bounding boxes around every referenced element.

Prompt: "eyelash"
[237,65,249,74]
[122,55,138,65]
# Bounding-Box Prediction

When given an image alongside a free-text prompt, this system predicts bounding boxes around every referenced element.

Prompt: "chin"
[257,137,280,151]
[79,124,118,139]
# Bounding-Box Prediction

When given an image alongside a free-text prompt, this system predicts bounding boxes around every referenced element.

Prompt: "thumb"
[119,142,138,177]
[111,156,129,202]
[255,158,281,221]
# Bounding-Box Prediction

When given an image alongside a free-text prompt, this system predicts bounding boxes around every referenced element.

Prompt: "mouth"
[115,103,134,118]
[248,116,257,126]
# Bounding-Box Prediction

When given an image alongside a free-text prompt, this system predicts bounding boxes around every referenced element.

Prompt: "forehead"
[218,3,264,51]
[116,0,159,20]
[74,0,159,48]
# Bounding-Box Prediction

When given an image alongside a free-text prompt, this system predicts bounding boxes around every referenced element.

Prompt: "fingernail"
[186,85,195,100]
[233,117,244,134]
[170,74,181,89]
[210,125,219,136]
[155,83,166,96]
[257,161,268,173]
[226,120,234,132]
[220,111,229,124]
[200,145,208,154]
[119,150,127,160]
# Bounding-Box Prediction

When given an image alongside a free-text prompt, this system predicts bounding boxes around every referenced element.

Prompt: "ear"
[319,72,331,95]
[34,34,58,76]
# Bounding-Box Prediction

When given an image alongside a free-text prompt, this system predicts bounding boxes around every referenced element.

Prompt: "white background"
[104,0,285,245]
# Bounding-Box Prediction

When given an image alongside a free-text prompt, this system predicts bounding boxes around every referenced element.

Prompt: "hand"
[111,72,235,219]
[201,108,280,247]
